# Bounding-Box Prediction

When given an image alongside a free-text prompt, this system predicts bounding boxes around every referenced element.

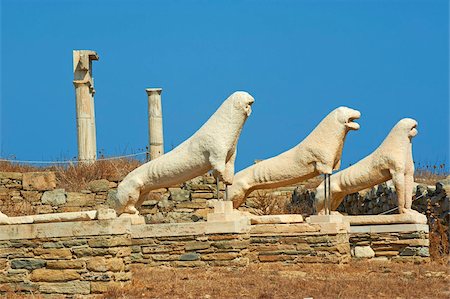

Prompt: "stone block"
[88,179,111,192]
[46,260,85,269]
[36,205,53,214]
[152,254,179,261]
[351,246,375,258]
[0,270,28,283]
[169,188,190,202]
[88,235,131,248]
[66,192,95,207]
[96,208,117,220]
[31,269,81,282]
[0,172,22,180]
[191,192,214,199]
[113,271,132,281]
[38,281,90,294]
[176,202,207,209]
[201,252,239,261]
[41,189,66,206]
[185,241,211,251]
[33,210,97,223]
[21,191,41,202]
[250,214,304,224]
[23,172,56,191]
[33,248,72,259]
[86,257,124,272]
[172,261,206,267]
[11,258,46,270]
[179,252,200,261]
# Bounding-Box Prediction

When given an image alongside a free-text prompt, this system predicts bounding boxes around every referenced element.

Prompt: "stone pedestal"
[207,201,244,222]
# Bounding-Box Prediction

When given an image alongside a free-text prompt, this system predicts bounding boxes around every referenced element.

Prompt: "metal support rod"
[216,176,220,200]
[324,174,328,215]
[327,174,332,214]
[225,184,229,201]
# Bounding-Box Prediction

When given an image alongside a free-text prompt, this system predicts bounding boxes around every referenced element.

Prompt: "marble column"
[146,88,164,160]
[73,50,99,164]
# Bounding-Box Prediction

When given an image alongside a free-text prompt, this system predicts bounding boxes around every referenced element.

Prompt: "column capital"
[146,88,162,96]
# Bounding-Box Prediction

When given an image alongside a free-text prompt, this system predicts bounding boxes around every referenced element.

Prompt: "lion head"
[231,91,255,117]
[396,118,418,139]
[335,106,361,131]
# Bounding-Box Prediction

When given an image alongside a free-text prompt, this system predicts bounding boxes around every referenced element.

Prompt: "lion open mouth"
[346,115,360,130]
[409,123,418,137]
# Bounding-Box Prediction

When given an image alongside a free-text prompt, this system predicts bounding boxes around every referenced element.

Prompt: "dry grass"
[429,219,450,264]
[414,164,448,185]
[103,261,449,299]
[0,159,141,191]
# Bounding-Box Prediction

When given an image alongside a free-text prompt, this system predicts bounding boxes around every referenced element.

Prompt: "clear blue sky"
[1,0,449,171]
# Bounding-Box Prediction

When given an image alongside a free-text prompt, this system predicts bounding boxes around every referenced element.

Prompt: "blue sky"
[1,0,449,171]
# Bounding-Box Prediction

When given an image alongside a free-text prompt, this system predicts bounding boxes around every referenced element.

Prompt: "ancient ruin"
[73,50,99,164]
[315,118,425,224]
[230,106,361,208]
[146,88,164,160]
[115,91,255,215]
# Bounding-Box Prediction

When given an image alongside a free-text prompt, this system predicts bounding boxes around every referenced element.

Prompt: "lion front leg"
[223,149,237,185]
[209,149,232,185]
[391,170,406,213]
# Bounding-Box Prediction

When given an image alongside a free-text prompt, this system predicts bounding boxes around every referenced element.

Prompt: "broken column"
[145,88,164,160]
[73,50,99,164]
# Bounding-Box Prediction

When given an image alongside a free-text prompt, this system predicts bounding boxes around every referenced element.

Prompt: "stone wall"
[131,233,250,267]
[248,224,350,264]
[336,180,449,227]
[0,218,132,296]
[130,223,351,267]
[0,171,293,223]
[349,224,430,262]
[1,170,447,225]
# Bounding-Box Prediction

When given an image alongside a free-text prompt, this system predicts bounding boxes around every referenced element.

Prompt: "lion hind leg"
[116,187,141,215]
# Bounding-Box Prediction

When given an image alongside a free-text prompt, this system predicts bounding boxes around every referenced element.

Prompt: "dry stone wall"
[0,220,132,296]
[1,171,447,227]
[350,225,430,262]
[0,171,291,223]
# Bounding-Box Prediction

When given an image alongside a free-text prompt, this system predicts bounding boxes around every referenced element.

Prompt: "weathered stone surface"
[169,189,191,202]
[23,172,56,191]
[41,189,66,206]
[191,192,214,199]
[351,246,375,258]
[185,241,211,251]
[39,281,90,294]
[21,191,41,202]
[179,252,200,261]
[86,257,124,272]
[176,202,207,209]
[0,270,28,283]
[31,269,81,282]
[88,235,131,248]
[88,179,110,192]
[11,258,46,270]
[250,214,304,224]
[33,248,72,259]
[400,246,429,257]
[66,192,95,207]
[46,260,85,269]
[201,253,239,261]
[0,172,22,180]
